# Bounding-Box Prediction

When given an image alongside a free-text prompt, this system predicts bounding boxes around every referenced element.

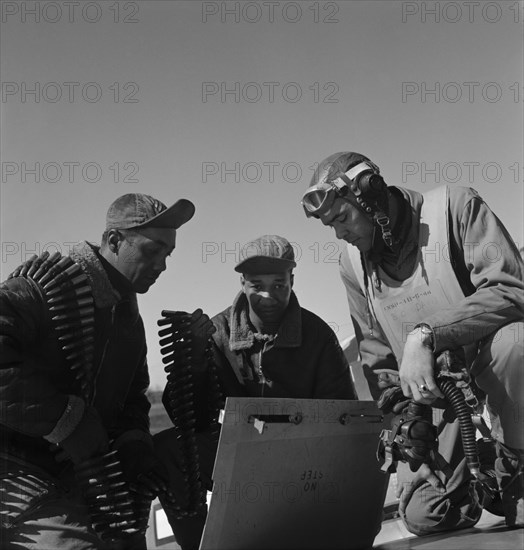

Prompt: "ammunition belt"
[9,252,150,541]
[8,251,95,403]
[158,310,224,519]
[74,448,150,542]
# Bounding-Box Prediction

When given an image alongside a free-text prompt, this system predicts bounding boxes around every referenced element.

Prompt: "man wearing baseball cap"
[213,234,354,399]
[155,234,355,550]
[0,193,195,549]
[302,151,524,534]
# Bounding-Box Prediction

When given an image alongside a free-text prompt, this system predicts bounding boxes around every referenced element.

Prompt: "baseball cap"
[106,193,195,231]
[235,235,297,274]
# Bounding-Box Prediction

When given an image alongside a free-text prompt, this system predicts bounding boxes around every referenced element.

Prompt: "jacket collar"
[70,241,133,309]
[229,291,302,351]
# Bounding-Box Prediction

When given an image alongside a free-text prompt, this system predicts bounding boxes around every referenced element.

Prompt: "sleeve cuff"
[410,323,436,352]
[43,394,85,444]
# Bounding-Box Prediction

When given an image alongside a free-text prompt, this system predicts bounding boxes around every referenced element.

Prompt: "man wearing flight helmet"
[302,151,524,534]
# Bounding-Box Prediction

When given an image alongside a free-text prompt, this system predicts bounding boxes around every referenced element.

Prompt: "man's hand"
[159,309,216,375]
[187,308,216,361]
[399,329,444,405]
[116,440,170,498]
[56,407,109,464]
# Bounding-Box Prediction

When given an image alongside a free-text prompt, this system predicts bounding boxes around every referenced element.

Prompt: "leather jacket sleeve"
[110,317,152,439]
[0,276,82,437]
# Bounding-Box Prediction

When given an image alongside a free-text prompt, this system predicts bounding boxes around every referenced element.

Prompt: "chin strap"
[375,214,393,248]
[369,188,410,259]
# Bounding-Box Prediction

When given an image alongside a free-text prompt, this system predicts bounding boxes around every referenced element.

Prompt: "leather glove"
[116,440,170,498]
[186,309,216,365]
[162,309,215,374]
[56,407,109,464]
[377,386,410,415]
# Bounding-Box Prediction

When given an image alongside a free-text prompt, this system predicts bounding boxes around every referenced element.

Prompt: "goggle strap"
[302,161,376,216]
[335,174,351,189]
[336,162,373,194]
[346,161,373,181]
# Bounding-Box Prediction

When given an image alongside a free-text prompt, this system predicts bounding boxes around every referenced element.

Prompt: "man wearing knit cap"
[302,151,524,534]
[155,234,355,550]
[0,193,195,549]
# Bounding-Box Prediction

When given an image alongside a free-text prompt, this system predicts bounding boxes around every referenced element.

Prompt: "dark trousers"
[153,429,218,550]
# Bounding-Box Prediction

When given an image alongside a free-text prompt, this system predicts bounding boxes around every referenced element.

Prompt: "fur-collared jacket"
[0,242,151,475]
[210,291,355,400]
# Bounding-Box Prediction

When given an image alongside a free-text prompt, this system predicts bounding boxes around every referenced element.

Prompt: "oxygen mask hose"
[437,376,480,479]
[434,349,483,480]
[377,350,483,483]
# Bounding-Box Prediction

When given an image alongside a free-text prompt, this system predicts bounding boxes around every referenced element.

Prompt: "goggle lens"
[302,161,377,216]
[302,188,329,211]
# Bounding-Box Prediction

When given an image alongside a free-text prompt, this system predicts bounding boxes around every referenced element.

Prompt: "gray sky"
[1,0,523,389]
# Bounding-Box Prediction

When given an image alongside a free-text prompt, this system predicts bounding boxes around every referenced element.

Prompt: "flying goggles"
[301,161,385,218]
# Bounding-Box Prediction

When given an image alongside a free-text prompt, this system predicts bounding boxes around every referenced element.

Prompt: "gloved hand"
[377,386,410,415]
[186,308,216,364]
[116,440,170,498]
[56,407,109,464]
[170,309,216,373]
[159,309,216,375]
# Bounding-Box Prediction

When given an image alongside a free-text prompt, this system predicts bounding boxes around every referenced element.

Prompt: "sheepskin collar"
[69,241,124,309]
[229,291,302,351]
